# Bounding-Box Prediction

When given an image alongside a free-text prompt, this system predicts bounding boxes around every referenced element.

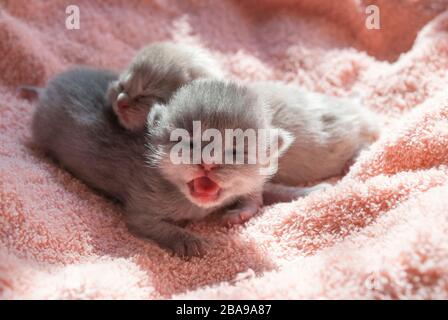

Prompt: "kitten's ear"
[267,128,294,159]
[147,103,167,128]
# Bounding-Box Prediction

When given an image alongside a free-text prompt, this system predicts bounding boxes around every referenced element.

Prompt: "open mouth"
[187,176,221,203]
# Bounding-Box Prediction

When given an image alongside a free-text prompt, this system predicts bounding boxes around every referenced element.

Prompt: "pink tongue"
[193,177,219,195]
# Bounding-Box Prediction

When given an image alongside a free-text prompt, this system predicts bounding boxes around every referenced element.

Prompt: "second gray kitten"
[107,42,223,132]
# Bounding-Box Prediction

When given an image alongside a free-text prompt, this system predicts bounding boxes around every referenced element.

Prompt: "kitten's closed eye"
[133,95,146,103]
[134,94,164,105]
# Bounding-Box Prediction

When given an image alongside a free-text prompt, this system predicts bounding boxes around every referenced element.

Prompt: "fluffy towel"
[1,0,448,299]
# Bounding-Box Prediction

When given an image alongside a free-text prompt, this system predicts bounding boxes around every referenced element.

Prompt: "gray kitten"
[30,68,290,257]
[154,80,379,203]
[107,42,223,132]
[146,79,293,227]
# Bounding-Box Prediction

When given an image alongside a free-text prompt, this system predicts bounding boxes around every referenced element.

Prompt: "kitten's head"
[107,44,193,131]
[146,79,293,209]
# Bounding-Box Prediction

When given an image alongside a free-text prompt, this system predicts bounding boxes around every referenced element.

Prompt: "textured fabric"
[1,0,448,299]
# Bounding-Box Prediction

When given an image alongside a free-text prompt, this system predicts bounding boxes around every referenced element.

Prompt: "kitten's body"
[32,67,217,257]
[250,82,379,186]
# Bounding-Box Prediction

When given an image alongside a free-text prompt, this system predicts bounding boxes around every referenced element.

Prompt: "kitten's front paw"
[221,204,259,227]
[166,233,206,258]
[221,209,255,226]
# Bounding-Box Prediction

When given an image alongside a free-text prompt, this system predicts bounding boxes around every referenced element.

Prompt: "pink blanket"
[1,0,448,299]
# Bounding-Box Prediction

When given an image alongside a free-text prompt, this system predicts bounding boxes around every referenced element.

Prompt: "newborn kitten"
[30,68,291,257]
[107,42,223,131]
[146,79,293,227]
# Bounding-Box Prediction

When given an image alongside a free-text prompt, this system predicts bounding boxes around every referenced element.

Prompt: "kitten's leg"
[263,182,331,205]
[221,193,262,226]
[126,210,206,258]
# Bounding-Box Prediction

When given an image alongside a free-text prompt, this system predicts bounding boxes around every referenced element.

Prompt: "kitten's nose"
[200,163,217,171]
[117,92,129,109]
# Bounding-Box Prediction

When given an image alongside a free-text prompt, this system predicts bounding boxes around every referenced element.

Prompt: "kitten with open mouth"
[30,69,291,257]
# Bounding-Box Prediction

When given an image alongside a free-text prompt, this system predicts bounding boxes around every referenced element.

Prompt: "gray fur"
[146,79,291,227]
[31,67,213,257]
[152,80,379,203]
[107,42,223,132]
[118,74,378,186]
[31,69,281,257]
[249,81,379,185]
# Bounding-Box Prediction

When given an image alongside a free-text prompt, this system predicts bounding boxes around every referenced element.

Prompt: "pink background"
[1,0,448,299]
